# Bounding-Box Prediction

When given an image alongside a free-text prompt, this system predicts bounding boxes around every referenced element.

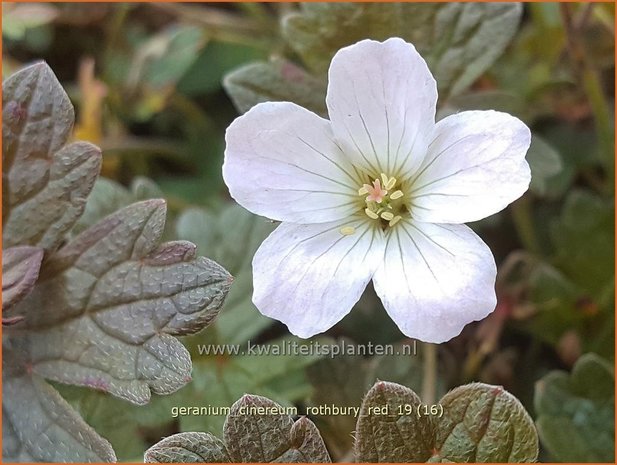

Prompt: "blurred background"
[3,2,614,462]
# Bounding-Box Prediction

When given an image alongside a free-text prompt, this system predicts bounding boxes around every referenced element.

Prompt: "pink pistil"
[365,179,387,203]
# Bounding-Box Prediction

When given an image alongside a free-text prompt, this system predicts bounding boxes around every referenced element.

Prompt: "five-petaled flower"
[223,38,531,343]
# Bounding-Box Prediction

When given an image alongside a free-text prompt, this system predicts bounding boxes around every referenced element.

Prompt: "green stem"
[421,343,438,405]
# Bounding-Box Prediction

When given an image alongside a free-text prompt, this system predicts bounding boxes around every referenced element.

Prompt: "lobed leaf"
[12,199,232,405]
[3,62,101,252]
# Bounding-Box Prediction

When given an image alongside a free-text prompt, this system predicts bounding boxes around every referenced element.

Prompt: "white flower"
[223,38,531,343]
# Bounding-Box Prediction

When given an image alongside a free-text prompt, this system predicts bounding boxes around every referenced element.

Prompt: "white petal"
[223,102,360,224]
[372,221,497,343]
[409,110,531,224]
[326,38,437,177]
[252,218,385,338]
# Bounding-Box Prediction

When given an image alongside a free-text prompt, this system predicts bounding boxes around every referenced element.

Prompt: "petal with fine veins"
[326,38,437,177]
[373,221,497,343]
[409,110,531,224]
[252,219,385,338]
[223,102,359,224]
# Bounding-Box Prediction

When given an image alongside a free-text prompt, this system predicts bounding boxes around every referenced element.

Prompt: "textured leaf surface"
[2,246,43,312]
[354,381,537,463]
[535,354,614,462]
[146,394,331,463]
[224,395,330,462]
[282,2,522,98]
[12,199,232,404]
[435,383,538,462]
[223,58,327,116]
[3,343,116,462]
[355,381,434,462]
[144,432,230,463]
[3,62,101,252]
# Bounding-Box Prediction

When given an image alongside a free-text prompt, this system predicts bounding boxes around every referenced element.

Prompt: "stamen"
[390,190,404,200]
[389,215,402,227]
[365,208,379,220]
[358,186,369,195]
[380,173,389,186]
[340,226,356,236]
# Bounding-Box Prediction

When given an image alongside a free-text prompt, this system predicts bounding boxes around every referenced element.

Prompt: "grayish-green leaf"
[176,205,276,344]
[12,199,232,405]
[74,176,164,234]
[355,381,434,462]
[223,58,327,116]
[435,383,538,462]
[3,343,116,462]
[224,394,331,462]
[3,62,101,252]
[144,432,230,463]
[281,3,522,98]
[527,135,563,196]
[2,246,43,312]
[535,353,614,462]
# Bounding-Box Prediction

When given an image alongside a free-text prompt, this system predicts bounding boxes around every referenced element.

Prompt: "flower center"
[339,173,409,236]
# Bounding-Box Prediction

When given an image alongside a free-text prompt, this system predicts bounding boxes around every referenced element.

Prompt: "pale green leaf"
[223,58,327,116]
[3,62,101,252]
[535,354,614,462]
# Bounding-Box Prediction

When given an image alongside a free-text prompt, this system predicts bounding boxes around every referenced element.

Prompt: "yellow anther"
[389,215,402,227]
[380,211,395,221]
[358,186,369,196]
[386,177,396,190]
[380,173,389,187]
[390,190,404,200]
[340,226,356,236]
[365,208,379,220]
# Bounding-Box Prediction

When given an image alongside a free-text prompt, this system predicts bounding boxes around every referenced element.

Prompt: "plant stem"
[422,343,438,405]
